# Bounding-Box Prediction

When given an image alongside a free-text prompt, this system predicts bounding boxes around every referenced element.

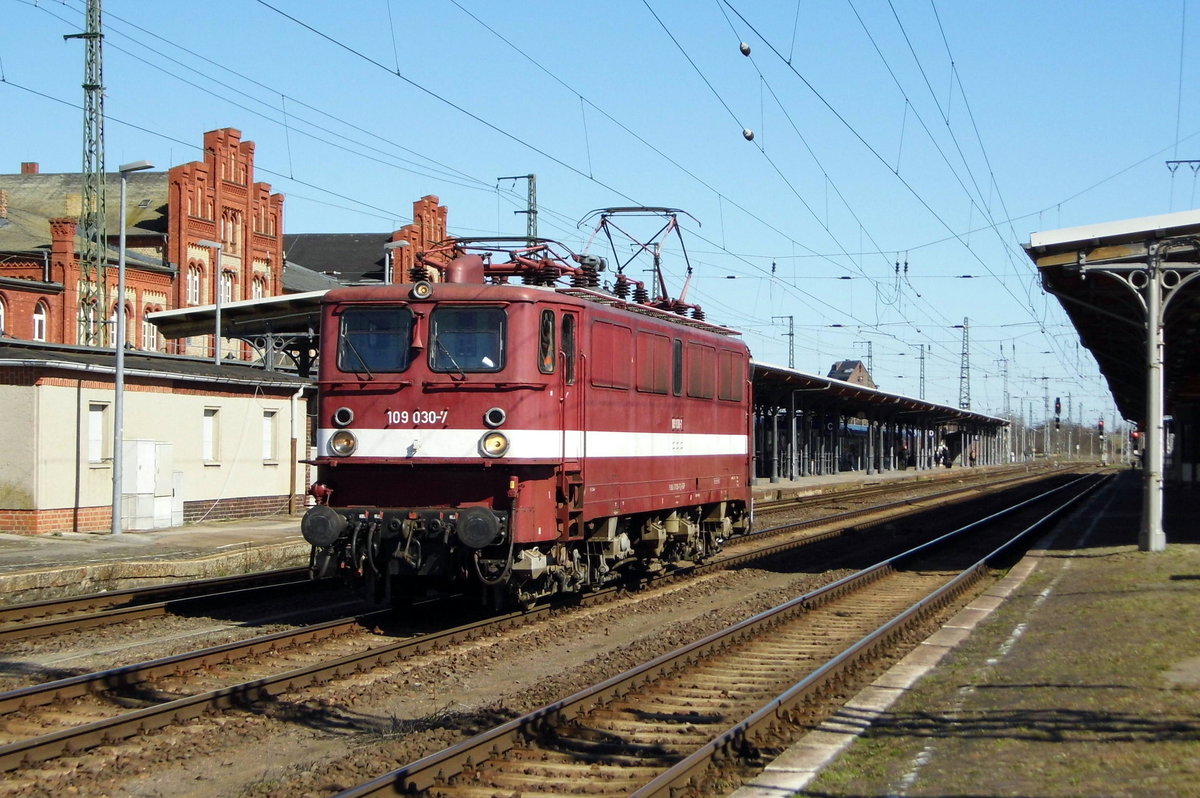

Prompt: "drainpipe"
[289,383,309,514]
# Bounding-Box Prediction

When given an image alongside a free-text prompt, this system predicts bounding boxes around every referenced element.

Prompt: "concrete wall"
[0,385,36,510]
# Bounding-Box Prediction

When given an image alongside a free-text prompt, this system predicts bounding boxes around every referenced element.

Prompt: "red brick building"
[0,128,284,360]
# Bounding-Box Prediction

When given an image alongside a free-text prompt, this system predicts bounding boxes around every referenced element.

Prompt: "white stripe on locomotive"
[315,428,748,459]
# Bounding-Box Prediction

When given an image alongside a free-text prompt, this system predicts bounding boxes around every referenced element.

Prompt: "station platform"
[0,514,308,604]
[734,469,1200,798]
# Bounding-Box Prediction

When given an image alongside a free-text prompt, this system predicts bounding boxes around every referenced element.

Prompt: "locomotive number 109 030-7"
[386,409,449,425]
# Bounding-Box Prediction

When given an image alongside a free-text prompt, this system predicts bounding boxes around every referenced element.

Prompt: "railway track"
[0,465,1058,646]
[0,567,312,644]
[334,472,1107,797]
[751,462,1055,513]
[0,467,1082,778]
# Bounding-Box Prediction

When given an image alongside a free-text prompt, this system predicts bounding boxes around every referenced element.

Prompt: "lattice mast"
[498,174,537,245]
[65,0,107,345]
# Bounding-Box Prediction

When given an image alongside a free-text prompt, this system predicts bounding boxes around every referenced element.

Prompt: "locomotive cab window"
[562,315,576,385]
[538,309,556,374]
[429,306,505,372]
[338,307,414,373]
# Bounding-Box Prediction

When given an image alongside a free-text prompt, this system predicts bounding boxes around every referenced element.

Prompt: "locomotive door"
[558,311,585,539]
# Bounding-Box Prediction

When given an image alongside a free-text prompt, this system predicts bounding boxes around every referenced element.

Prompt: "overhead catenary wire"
[2,0,1141,413]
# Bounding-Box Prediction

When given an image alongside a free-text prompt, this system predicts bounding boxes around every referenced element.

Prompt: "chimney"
[21,162,39,175]
[49,217,77,261]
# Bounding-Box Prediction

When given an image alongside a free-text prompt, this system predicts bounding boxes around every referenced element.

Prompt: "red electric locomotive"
[301,230,752,607]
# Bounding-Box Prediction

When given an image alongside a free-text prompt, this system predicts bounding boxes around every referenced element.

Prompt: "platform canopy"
[1024,209,1200,424]
[148,291,328,376]
[752,360,1006,427]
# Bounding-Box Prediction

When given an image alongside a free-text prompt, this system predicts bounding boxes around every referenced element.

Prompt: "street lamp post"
[383,240,409,284]
[112,160,154,536]
[196,239,223,365]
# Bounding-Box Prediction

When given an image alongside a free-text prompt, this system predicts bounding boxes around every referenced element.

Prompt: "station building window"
[202,408,220,463]
[88,402,108,464]
[32,302,48,342]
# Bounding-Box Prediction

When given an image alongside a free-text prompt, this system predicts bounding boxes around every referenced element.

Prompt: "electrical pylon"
[65,0,107,346]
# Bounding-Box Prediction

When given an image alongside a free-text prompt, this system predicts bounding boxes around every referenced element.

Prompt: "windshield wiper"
[434,337,467,381]
[339,335,374,379]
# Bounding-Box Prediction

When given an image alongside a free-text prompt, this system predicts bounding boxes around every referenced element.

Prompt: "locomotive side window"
[338,307,414,373]
[562,315,576,385]
[590,320,631,389]
[636,331,671,395]
[686,342,716,399]
[718,349,744,401]
[538,309,556,374]
[672,338,683,396]
[429,306,505,372]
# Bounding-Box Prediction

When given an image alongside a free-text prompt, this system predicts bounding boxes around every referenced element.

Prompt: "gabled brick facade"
[167,129,284,357]
[0,128,284,360]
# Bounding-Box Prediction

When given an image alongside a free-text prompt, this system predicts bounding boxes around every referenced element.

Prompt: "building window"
[262,410,277,462]
[220,271,233,304]
[252,277,264,300]
[0,296,6,335]
[230,211,242,253]
[202,408,219,462]
[142,310,159,351]
[186,266,201,305]
[88,402,107,464]
[33,302,48,342]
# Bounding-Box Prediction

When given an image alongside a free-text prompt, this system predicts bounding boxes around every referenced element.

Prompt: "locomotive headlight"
[480,431,509,458]
[329,430,358,456]
[483,407,506,428]
[410,280,434,300]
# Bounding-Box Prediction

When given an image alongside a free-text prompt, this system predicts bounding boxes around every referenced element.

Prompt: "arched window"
[229,211,242,254]
[33,302,48,342]
[252,276,264,300]
[220,271,234,304]
[0,295,7,335]
[186,265,201,305]
[142,308,160,351]
[123,302,135,347]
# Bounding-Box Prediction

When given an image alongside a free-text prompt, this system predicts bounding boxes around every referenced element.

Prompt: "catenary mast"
[65,0,107,345]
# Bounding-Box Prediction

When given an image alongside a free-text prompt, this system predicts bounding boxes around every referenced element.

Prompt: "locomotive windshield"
[429,306,505,372]
[337,307,415,373]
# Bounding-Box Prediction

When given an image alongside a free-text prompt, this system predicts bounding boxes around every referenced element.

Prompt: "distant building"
[0,128,284,362]
[828,359,876,389]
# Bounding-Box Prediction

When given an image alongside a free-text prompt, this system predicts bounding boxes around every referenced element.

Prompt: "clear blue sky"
[3,0,1196,425]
